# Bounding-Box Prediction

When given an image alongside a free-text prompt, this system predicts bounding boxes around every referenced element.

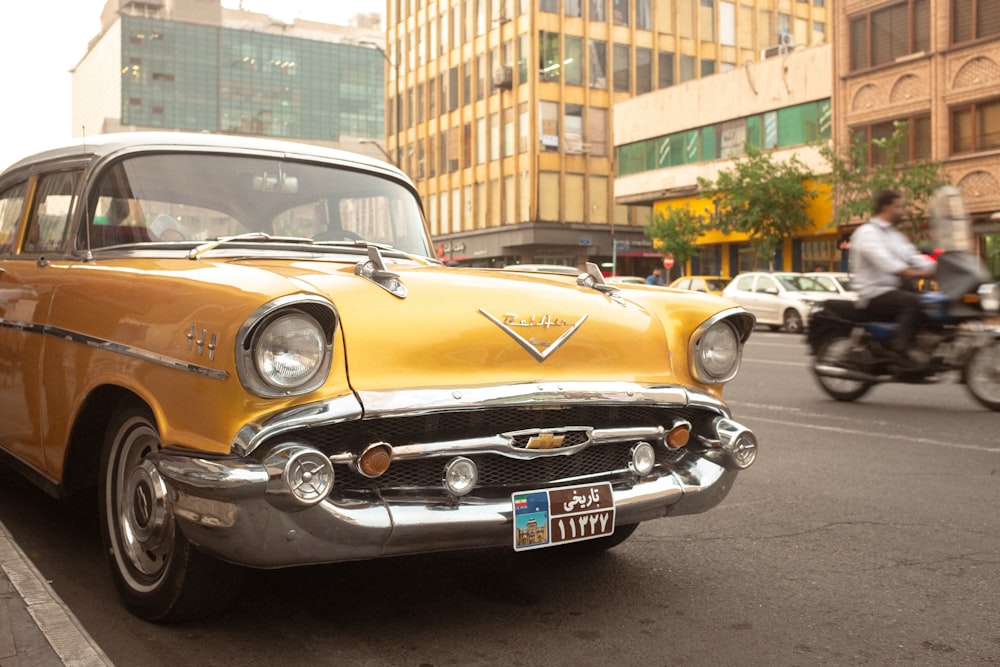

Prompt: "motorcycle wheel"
[813,337,874,402]
[963,341,1000,411]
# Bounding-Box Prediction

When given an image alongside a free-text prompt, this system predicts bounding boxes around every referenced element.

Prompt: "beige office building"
[385,1,828,271]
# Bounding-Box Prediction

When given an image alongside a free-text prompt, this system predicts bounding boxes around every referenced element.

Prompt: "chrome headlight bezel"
[690,310,752,384]
[237,297,337,398]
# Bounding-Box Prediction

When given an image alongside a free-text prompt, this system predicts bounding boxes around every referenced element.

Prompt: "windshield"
[777,274,837,292]
[84,152,431,257]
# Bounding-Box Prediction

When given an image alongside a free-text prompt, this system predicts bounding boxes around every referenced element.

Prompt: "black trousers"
[864,289,921,352]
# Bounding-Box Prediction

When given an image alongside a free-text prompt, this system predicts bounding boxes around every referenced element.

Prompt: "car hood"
[249,259,723,392]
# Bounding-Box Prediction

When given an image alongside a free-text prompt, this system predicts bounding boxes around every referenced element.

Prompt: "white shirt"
[849,216,935,306]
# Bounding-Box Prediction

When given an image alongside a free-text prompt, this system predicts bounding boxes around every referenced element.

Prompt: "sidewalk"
[0,519,114,667]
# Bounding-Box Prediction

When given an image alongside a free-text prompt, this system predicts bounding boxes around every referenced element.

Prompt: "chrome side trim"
[0,317,228,380]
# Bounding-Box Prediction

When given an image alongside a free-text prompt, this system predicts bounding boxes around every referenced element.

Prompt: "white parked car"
[810,271,857,300]
[722,272,839,333]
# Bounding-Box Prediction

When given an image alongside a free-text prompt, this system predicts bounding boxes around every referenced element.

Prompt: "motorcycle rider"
[849,189,936,367]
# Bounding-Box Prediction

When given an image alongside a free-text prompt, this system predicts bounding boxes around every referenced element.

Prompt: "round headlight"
[693,320,741,383]
[254,312,327,391]
[443,457,478,496]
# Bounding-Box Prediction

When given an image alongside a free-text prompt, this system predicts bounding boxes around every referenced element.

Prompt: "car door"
[753,274,782,323]
[0,169,82,474]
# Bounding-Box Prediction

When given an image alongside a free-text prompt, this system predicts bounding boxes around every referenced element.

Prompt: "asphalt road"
[1,329,998,666]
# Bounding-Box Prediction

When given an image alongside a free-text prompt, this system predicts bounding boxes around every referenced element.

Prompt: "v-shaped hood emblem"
[479,309,588,362]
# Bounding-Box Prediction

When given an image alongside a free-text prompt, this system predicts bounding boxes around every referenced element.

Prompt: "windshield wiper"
[187,233,313,260]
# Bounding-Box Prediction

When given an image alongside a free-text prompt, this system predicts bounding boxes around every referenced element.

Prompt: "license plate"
[512,482,615,551]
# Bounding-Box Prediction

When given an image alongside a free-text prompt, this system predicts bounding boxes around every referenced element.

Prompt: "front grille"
[332,442,687,494]
[268,403,710,495]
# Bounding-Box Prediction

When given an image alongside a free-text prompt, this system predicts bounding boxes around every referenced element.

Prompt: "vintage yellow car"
[0,133,758,622]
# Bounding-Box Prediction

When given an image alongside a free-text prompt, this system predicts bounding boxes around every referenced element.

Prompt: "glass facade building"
[117,16,384,141]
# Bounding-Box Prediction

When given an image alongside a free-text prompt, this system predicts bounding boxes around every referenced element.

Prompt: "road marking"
[740,413,1000,454]
[741,357,808,367]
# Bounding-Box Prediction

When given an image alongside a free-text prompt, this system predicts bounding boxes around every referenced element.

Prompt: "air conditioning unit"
[492,65,513,90]
[760,46,782,59]
[778,32,794,48]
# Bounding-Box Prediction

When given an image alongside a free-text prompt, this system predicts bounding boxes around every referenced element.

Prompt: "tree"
[644,206,704,277]
[819,121,948,238]
[698,145,816,270]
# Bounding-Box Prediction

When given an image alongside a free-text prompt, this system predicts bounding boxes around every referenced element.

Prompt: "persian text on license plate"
[512,482,615,551]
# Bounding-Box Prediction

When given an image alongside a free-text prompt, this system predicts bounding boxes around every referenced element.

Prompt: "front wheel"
[813,337,873,402]
[963,341,1000,411]
[99,403,243,622]
[783,309,804,334]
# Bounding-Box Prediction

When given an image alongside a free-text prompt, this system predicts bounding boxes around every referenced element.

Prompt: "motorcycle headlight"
[690,317,743,383]
[238,300,335,397]
[979,283,1000,313]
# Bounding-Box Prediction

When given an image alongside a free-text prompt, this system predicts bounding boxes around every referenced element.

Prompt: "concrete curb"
[0,519,114,666]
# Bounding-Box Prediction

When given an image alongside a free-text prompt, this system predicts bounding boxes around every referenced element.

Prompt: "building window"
[589,39,608,89]
[636,0,652,30]
[613,43,630,92]
[680,54,696,82]
[540,101,559,151]
[952,98,1000,154]
[566,0,582,18]
[657,51,674,88]
[952,0,1000,44]
[852,116,931,165]
[849,0,930,72]
[699,0,716,41]
[565,36,583,85]
[613,0,629,26]
[539,31,561,82]
[540,0,558,13]
[636,48,652,94]
[590,0,606,22]
[588,107,608,156]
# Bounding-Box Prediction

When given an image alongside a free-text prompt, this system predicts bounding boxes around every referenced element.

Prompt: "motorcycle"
[807,187,1000,411]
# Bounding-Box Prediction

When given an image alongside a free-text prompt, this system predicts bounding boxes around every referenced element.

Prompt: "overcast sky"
[0,0,384,170]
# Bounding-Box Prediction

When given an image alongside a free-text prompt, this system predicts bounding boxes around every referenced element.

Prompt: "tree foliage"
[644,206,704,271]
[698,145,816,269]
[819,121,948,237]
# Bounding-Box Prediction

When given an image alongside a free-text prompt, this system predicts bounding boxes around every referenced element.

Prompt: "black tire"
[963,341,1000,411]
[782,308,804,334]
[99,403,244,623]
[813,337,873,402]
[554,522,639,554]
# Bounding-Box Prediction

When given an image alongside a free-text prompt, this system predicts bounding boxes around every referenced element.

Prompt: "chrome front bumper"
[155,449,746,568]
[155,383,757,568]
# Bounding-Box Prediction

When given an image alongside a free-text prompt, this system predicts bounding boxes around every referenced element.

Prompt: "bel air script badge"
[479,309,588,362]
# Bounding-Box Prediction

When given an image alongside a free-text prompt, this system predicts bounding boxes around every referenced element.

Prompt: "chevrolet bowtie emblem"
[479,309,588,362]
[525,433,566,450]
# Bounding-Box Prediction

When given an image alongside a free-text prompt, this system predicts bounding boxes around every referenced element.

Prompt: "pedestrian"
[646,268,665,286]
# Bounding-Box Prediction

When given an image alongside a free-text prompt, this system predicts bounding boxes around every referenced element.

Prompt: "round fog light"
[630,441,656,476]
[355,442,393,478]
[443,457,478,496]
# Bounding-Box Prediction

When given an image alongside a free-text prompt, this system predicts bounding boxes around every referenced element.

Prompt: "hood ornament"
[479,309,587,362]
